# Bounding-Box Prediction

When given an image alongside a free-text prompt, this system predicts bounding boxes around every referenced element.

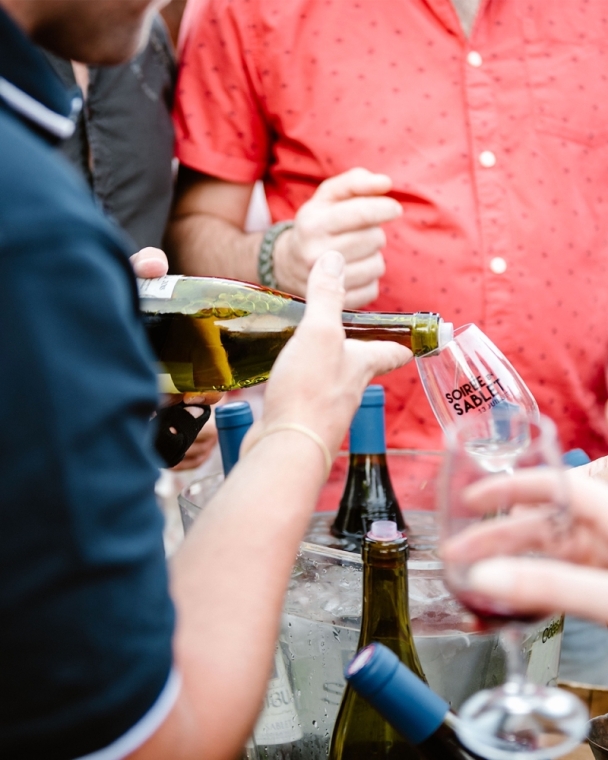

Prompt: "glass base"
[455,681,588,760]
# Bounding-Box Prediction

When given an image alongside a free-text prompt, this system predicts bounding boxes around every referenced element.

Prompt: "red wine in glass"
[455,588,545,633]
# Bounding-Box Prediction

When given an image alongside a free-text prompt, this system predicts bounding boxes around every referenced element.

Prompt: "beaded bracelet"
[258,220,295,289]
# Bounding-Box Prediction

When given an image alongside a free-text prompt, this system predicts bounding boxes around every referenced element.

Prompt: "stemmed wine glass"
[415,323,539,440]
[438,409,588,760]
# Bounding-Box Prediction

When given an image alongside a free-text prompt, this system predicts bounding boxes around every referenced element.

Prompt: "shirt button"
[479,150,496,168]
[467,51,483,67]
[489,257,507,274]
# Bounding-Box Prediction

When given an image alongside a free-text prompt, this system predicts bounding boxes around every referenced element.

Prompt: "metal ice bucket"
[179,450,563,759]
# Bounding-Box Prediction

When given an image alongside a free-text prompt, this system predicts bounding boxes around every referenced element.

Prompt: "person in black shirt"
[40,19,216,473]
[0,0,410,757]
[43,16,175,252]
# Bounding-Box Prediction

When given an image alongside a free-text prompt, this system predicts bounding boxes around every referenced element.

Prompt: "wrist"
[258,221,294,290]
[241,421,332,480]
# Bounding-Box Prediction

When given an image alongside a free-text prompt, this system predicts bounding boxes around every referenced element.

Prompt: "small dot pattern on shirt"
[174,0,608,458]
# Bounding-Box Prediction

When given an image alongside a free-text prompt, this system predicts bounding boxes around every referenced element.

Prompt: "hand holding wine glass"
[448,465,608,625]
[438,409,588,760]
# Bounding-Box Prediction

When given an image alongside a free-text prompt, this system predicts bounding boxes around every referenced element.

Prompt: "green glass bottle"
[329,521,427,760]
[345,644,484,760]
[138,275,453,393]
[331,385,406,550]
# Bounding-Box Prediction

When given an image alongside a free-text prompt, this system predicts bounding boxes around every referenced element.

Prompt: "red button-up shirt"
[174,0,608,458]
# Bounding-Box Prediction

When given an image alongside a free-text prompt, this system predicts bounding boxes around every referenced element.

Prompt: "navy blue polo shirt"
[0,8,175,759]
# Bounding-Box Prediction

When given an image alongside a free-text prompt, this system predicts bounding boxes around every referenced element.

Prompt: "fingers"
[581,455,608,485]
[299,250,346,334]
[442,509,561,565]
[345,338,412,381]
[463,468,565,514]
[467,557,608,625]
[343,251,386,290]
[130,247,168,278]
[183,391,224,406]
[163,391,224,407]
[328,228,387,263]
[344,281,381,309]
[312,168,393,203]
[318,196,402,235]
[464,467,608,528]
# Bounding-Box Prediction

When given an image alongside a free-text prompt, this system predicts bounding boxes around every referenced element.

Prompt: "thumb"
[130,247,168,279]
[301,251,346,333]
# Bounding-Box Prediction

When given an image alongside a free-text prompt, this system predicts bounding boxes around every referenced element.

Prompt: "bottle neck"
[216,402,254,475]
[359,539,412,646]
[341,311,443,355]
[217,422,251,475]
[331,454,404,541]
[349,452,388,470]
[349,403,386,455]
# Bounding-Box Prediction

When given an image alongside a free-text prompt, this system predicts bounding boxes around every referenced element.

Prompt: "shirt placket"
[463,29,512,327]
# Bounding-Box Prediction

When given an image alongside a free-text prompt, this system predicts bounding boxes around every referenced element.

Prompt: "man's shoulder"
[182,0,293,33]
[0,106,120,253]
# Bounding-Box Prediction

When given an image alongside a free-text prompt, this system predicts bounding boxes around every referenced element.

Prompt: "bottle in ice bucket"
[345,643,483,760]
[215,401,303,759]
[331,385,406,550]
[329,520,427,760]
[138,275,453,392]
[215,401,254,475]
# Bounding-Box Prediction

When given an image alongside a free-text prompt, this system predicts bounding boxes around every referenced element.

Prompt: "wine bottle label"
[524,615,563,686]
[137,275,183,299]
[254,645,303,745]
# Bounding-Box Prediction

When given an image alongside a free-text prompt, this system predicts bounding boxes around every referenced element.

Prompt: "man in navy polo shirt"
[0,1,409,757]
[0,1,177,756]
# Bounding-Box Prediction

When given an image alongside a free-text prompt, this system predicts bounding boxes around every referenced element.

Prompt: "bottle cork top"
[215,401,253,429]
[369,520,399,541]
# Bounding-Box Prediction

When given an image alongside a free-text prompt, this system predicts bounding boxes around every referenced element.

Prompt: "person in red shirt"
[167,0,608,459]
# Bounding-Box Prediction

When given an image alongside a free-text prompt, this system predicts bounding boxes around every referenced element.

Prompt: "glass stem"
[501,626,527,686]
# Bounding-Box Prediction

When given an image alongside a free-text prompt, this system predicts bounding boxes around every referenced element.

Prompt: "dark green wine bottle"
[138,275,453,393]
[329,520,427,760]
[331,386,406,549]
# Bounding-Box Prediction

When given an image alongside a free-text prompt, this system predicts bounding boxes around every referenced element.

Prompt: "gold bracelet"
[241,422,333,479]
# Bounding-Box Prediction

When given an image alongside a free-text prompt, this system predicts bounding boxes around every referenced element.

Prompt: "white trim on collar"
[0,76,80,138]
[73,668,182,760]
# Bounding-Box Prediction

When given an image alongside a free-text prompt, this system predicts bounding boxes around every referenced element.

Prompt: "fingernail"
[468,559,516,596]
[321,250,345,277]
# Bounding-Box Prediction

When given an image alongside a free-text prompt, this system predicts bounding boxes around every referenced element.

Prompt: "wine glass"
[415,323,539,437]
[438,409,588,760]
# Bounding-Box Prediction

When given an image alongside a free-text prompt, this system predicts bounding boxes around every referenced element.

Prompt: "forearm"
[166,212,263,282]
[160,430,327,759]
[129,249,410,760]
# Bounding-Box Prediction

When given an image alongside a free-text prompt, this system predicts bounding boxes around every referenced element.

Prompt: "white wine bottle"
[254,643,304,759]
[139,276,454,393]
[329,521,427,760]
